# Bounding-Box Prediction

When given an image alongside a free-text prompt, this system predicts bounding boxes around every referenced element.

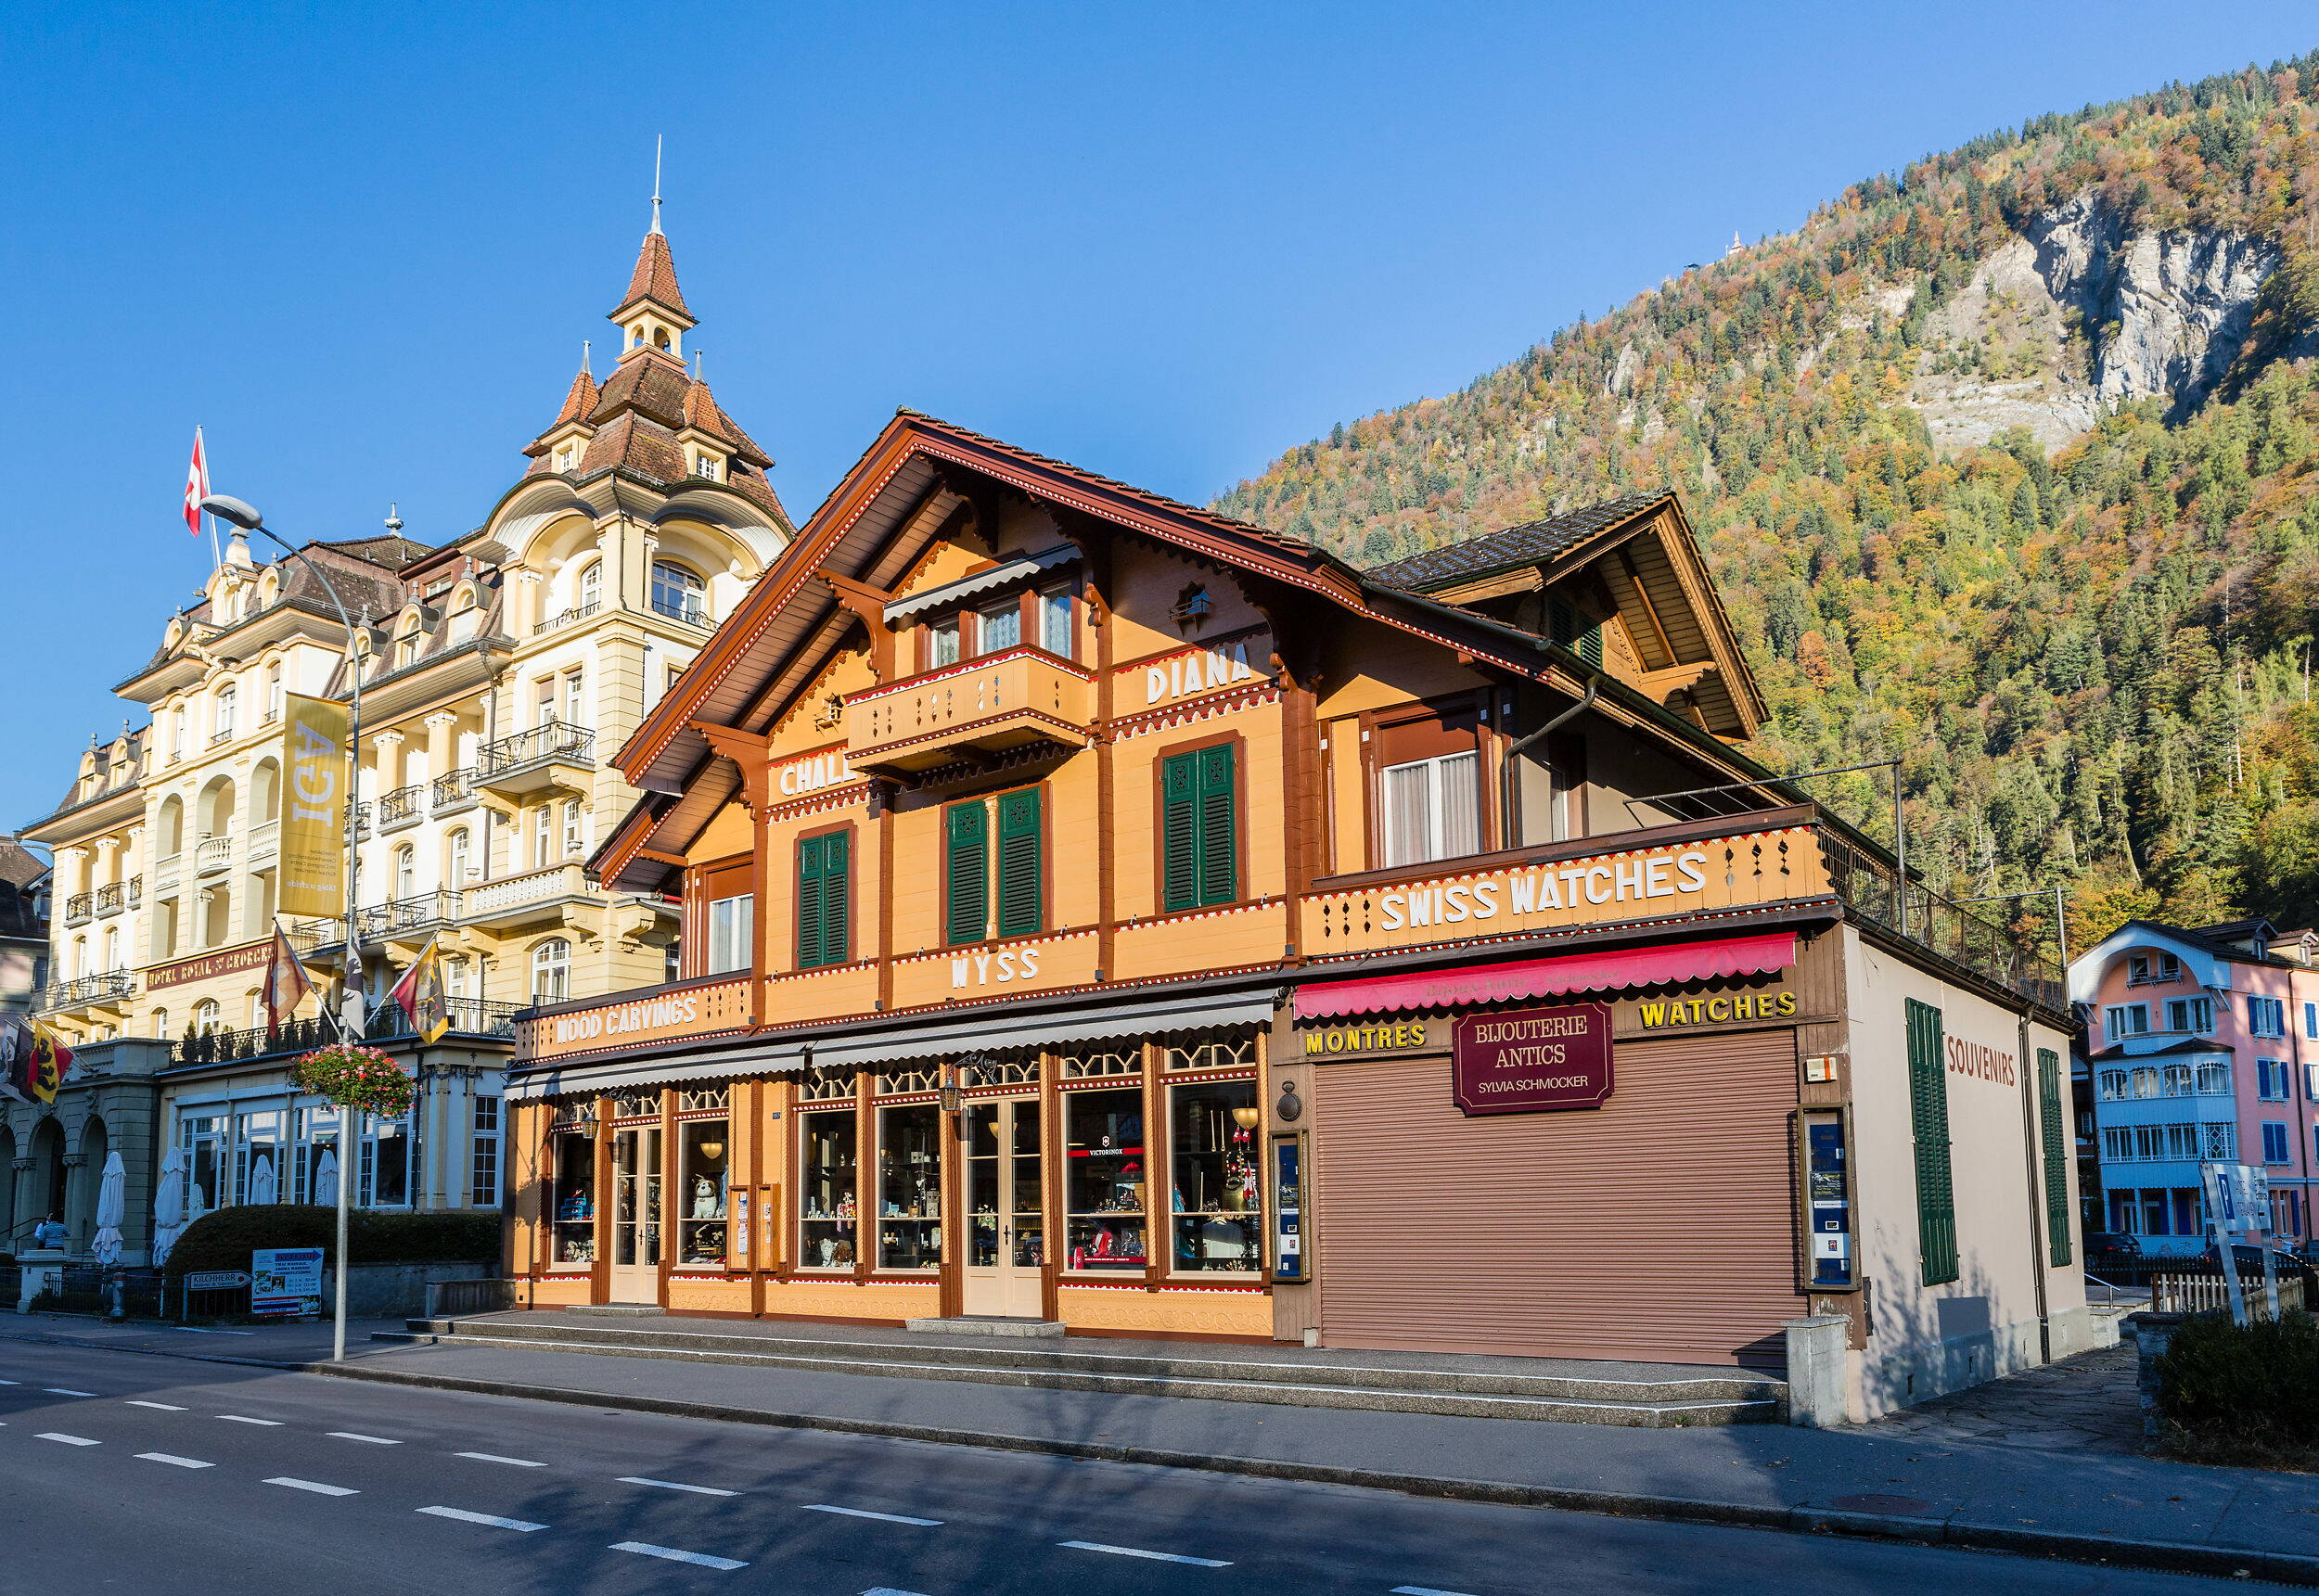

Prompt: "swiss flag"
[184,427,209,535]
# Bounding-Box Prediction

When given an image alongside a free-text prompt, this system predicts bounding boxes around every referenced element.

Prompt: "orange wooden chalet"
[500,411,2082,1397]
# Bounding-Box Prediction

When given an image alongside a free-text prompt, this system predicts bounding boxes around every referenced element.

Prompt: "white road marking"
[137,1453,213,1469]
[802,1503,943,1526]
[862,1590,935,1595]
[620,1475,738,1497]
[216,1415,282,1426]
[166,1326,256,1335]
[35,1433,98,1446]
[125,1400,186,1411]
[610,1543,748,1571]
[41,1388,96,1397]
[1393,1588,1484,1596]
[267,1477,359,1497]
[328,1432,399,1445]
[417,1505,548,1532]
[0,1378,18,1385]
[1058,1540,1232,1568]
[454,1450,544,1467]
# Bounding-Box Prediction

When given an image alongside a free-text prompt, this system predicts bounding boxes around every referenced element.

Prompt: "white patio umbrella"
[248,1151,277,1206]
[150,1144,186,1268]
[314,1147,339,1207]
[90,1150,126,1267]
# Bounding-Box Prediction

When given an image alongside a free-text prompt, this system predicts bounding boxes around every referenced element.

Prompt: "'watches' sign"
[1451,1002,1613,1116]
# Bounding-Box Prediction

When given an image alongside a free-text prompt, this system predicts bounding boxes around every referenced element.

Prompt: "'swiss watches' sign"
[1451,1002,1614,1116]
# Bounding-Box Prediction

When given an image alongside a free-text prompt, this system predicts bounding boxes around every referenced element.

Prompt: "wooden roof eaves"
[592,793,673,892]
[1647,499,1767,728]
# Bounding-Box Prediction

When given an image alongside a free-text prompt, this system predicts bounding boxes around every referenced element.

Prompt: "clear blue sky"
[4,1,2313,829]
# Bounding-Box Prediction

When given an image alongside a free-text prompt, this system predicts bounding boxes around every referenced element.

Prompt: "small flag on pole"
[184,427,210,536]
[389,934,452,1046]
[24,1024,71,1104]
[263,920,315,1032]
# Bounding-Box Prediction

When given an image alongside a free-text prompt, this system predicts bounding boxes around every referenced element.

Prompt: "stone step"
[377,1315,1783,1424]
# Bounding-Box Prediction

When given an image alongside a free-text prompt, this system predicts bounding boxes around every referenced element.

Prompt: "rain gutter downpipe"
[1501,678,1598,850]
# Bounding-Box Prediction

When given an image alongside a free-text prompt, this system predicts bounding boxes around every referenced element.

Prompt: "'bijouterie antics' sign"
[1451,1002,1613,1116]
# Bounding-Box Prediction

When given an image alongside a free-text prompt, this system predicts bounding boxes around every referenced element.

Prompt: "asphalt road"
[0,1339,2243,1595]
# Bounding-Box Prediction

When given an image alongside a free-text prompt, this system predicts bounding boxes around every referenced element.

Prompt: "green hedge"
[160,1205,500,1279]
[2153,1309,2319,1467]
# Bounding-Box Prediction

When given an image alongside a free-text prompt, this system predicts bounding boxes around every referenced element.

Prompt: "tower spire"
[649,134,663,236]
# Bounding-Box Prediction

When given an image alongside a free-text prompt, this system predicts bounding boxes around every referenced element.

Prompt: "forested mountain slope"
[1215,54,2319,951]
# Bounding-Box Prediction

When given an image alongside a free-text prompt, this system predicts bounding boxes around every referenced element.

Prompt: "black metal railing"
[37,972,135,1011]
[377,784,424,825]
[477,721,595,778]
[650,594,709,626]
[63,892,94,926]
[431,767,478,809]
[170,997,523,1066]
[1818,827,2066,1010]
[94,882,124,916]
[354,891,455,941]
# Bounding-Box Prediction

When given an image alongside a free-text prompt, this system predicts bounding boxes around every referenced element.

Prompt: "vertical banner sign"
[279,693,349,916]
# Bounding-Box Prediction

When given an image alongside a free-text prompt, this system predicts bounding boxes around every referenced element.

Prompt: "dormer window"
[394,620,421,668]
[554,444,579,473]
[692,453,722,481]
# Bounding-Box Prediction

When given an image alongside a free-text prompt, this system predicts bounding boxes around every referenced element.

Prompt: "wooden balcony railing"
[845,646,1094,775]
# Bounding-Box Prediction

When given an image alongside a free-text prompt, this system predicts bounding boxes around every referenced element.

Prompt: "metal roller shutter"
[1312,1030,1805,1366]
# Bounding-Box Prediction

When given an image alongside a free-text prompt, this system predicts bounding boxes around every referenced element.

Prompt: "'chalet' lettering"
[776,749,854,798]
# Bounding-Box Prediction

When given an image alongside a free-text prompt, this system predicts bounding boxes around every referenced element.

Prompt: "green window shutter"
[821,830,850,965]
[1907,998,1958,1285]
[1549,597,1603,668]
[2038,1047,2072,1266]
[1161,753,1200,913]
[796,835,826,969]
[1196,743,1236,906]
[945,801,989,944]
[994,787,1043,938]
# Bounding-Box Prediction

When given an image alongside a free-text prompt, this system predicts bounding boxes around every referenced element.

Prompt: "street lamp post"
[200,493,365,1362]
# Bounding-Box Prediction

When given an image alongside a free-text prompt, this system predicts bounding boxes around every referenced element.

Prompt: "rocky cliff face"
[1909,191,2287,452]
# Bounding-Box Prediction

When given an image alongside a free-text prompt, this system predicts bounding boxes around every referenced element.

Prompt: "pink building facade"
[2070,918,2319,1254]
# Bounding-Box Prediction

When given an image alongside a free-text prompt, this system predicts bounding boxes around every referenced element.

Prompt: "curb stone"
[0,1321,2309,1584]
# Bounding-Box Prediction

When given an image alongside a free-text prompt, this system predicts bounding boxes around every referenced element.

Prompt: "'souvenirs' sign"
[1451,1002,1613,1115]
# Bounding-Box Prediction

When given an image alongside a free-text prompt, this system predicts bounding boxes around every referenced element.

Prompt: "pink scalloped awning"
[1294,930,1798,1020]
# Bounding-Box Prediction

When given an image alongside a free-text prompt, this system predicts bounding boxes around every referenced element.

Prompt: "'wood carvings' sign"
[1451,1002,1613,1115]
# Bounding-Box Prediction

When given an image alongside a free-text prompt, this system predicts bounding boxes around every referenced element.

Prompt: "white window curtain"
[1379,751,1480,868]
[707,895,754,975]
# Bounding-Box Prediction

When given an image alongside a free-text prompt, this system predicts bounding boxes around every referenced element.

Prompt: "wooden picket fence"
[2154,1271,2307,1318]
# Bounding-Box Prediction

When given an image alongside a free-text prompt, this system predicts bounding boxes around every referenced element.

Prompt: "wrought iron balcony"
[476,721,595,798]
[38,972,135,1013]
[125,875,142,910]
[62,892,94,927]
[172,996,523,1066]
[649,594,710,627]
[93,882,125,918]
[844,646,1095,777]
[431,767,479,814]
[377,784,425,831]
[355,890,456,943]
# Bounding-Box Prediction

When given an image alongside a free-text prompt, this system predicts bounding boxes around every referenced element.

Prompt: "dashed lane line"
[802,1504,943,1527]
[125,1401,186,1411]
[619,1476,739,1498]
[41,1388,96,1397]
[137,1453,213,1469]
[610,1543,749,1572]
[328,1432,399,1445]
[267,1477,360,1497]
[1392,1588,1485,1596]
[0,1378,19,1385]
[35,1433,98,1446]
[216,1415,283,1426]
[862,1589,934,1596]
[416,1506,548,1532]
[455,1451,545,1467]
[1058,1540,1232,1568]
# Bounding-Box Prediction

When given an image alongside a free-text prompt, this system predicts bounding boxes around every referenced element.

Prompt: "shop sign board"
[186,1270,250,1291]
[250,1246,325,1318]
[1451,1002,1613,1115]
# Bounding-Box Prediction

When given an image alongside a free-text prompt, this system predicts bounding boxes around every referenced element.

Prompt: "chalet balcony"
[38,972,135,1015]
[1298,806,2064,1013]
[476,721,595,798]
[192,835,234,878]
[845,646,1095,777]
[62,892,94,927]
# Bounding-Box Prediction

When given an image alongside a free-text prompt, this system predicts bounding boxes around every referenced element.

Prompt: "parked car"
[2191,1241,2317,1289]
[2082,1231,2142,1263]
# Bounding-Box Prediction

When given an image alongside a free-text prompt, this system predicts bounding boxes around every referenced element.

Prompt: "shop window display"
[878,1104,942,1269]
[1169,1079,1261,1273]
[676,1119,729,1266]
[800,1109,858,1269]
[1065,1088,1147,1270]
[550,1127,596,1264]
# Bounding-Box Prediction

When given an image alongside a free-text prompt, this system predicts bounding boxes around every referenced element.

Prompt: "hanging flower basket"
[292,1043,416,1117]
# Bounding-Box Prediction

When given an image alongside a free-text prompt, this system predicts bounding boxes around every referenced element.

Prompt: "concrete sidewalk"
[6,1309,2317,1584]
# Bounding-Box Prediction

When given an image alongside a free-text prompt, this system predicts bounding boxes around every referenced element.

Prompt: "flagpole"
[199,428,220,571]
